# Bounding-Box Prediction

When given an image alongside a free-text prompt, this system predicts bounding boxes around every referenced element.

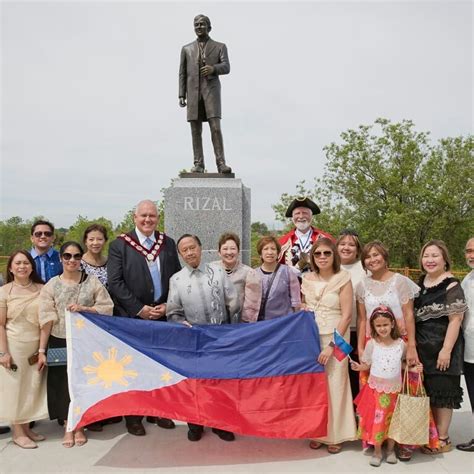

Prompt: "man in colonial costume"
[278,197,334,273]
[107,200,181,436]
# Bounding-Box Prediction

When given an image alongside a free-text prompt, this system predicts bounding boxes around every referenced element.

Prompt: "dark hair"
[83,224,108,244]
[419,239,452,272]
[177,234,202,249]
[369,305,401,340]
[256,236,281,259]
[31,219,55,235]
[6,250,43,284]
[309,237,341,273]
[60,241,84,257]
[337,229,362,260]
[218,232,240,251]
[361,241,389,271]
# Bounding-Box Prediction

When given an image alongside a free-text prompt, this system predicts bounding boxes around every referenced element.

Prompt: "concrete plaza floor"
[1,388,473,474]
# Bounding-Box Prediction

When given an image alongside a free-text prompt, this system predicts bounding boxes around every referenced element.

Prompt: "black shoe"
[86,422,103,432]
[191,165,204,173]
[212,428,235,441]
[217,163,232,174]
[456,439,474,452]
[57,419,64,426]
[156,417,175,429]
[103,416,122,425]
[0,426,10,435]
[126,421,146,436]
[187,429,203,441]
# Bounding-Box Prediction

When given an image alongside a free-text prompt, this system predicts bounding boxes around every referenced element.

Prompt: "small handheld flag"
[333,329,353,362]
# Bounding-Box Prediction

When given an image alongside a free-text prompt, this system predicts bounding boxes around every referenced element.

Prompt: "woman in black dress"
[414,240,467,453]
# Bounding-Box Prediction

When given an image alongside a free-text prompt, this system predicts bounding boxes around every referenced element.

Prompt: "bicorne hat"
[285,197,321,218]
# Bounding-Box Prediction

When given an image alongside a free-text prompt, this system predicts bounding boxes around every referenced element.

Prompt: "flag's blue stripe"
[81,311,323,380]
[334,330,352,355]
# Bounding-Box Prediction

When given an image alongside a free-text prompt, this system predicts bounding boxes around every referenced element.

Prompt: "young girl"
[351,306,423,467]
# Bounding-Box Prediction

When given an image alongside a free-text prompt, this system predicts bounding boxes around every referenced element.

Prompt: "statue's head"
[194,14,212,38]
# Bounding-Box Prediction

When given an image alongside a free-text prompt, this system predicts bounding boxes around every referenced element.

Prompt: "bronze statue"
[179,15,232,174]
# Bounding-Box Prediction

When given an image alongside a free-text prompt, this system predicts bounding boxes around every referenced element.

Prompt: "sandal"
[369,455,382,467]
[397,446,412,461]
[309,440,323,450]
[62,432,75,448]
[26,430,46,442]
[438,437,452,453]
[74,430,88,447]
[327,444,342,454]
[13,436,38,449]
[386,451,397,464]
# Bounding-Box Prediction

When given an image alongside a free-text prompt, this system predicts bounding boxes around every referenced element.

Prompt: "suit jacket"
[107,231,181,317]
[179,38,230,121]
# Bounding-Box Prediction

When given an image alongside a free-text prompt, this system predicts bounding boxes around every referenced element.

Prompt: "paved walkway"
[1,387,472,474]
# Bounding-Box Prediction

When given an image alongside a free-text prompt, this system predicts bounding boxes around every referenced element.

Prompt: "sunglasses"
[313,250,333,257]
[33,231,53,238]
[62,253,82,261]
[339,228,359,237]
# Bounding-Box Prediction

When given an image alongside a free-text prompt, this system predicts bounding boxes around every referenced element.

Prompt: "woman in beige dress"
[0,250,48,448]
[39,241,113,448]
[302,238,357,454]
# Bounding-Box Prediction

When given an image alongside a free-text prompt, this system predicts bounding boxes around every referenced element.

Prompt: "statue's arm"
[213,43,230,76]
[178,47,187,105]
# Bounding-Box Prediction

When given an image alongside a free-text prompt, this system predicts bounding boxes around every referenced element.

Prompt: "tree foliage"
[273,119,473,268]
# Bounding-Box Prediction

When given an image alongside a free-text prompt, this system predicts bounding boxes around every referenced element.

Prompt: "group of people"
[0,197,472,467]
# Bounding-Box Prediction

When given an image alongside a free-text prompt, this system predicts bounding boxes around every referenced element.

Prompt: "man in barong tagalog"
[278,197,334,274]
[167,234,239,442]
[179,14,232,174]
[107,200,181,436]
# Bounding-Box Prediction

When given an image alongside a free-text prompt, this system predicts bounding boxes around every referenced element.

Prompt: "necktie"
[144,237,162,301]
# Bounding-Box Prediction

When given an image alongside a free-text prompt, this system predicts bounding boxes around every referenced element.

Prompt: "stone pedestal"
[164,177,251,265]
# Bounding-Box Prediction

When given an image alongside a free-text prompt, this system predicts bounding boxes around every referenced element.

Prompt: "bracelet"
[328,341,335,348]
[38,349,46,353]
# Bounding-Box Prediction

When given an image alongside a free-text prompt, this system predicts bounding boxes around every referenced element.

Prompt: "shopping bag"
[388,367,429,445]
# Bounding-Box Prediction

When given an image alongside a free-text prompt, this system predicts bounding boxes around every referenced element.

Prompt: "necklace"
[13,281,33,288]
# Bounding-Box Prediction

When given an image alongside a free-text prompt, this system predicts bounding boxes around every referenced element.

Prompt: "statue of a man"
[179,15,232,174]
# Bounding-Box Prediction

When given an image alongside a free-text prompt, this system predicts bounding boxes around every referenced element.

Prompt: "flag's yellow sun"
[83,347,138,388]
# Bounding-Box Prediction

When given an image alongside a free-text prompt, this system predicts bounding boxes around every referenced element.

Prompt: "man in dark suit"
[179,14,232,174]
[107,199,181,436]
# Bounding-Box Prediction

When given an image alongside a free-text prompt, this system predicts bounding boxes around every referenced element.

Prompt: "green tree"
[273,119,473,268]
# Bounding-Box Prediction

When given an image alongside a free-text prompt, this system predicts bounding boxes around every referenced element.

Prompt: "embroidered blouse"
[39,274,114,339]
[80,260,108,287]
[361,338,406,393]
[356,273,420,337]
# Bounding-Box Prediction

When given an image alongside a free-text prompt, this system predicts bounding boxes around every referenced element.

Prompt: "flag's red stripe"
[333,346,348,362]
[76,373,328,439]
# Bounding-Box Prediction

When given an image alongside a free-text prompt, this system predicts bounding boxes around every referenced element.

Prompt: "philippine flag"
[66,310,328,439]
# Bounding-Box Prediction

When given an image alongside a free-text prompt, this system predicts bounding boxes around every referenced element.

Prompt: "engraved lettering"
[184,197,195,211]
[202,197,211,210]
[211,198,221,210]
[222,198,231,211]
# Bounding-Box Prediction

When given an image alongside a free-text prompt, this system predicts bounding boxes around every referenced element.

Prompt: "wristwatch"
[328,342,335,348]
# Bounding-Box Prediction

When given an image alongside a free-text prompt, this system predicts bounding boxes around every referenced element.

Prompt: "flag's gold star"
[83,347,138,388]
[75,319,86,330]
[74,406,82,415]
[161,371,172,383]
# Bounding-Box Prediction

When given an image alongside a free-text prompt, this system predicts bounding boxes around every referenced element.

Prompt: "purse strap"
[402,365,426,397]
[258,264,281,321]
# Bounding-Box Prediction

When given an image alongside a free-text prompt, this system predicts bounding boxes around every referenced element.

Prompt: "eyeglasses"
[33,231,53,238]
[62,253,82,261]
[313,251,333,257]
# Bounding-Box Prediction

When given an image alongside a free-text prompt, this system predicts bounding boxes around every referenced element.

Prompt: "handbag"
[257,264,281,321]
[388,367,430,445]
[46,347,67,366]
